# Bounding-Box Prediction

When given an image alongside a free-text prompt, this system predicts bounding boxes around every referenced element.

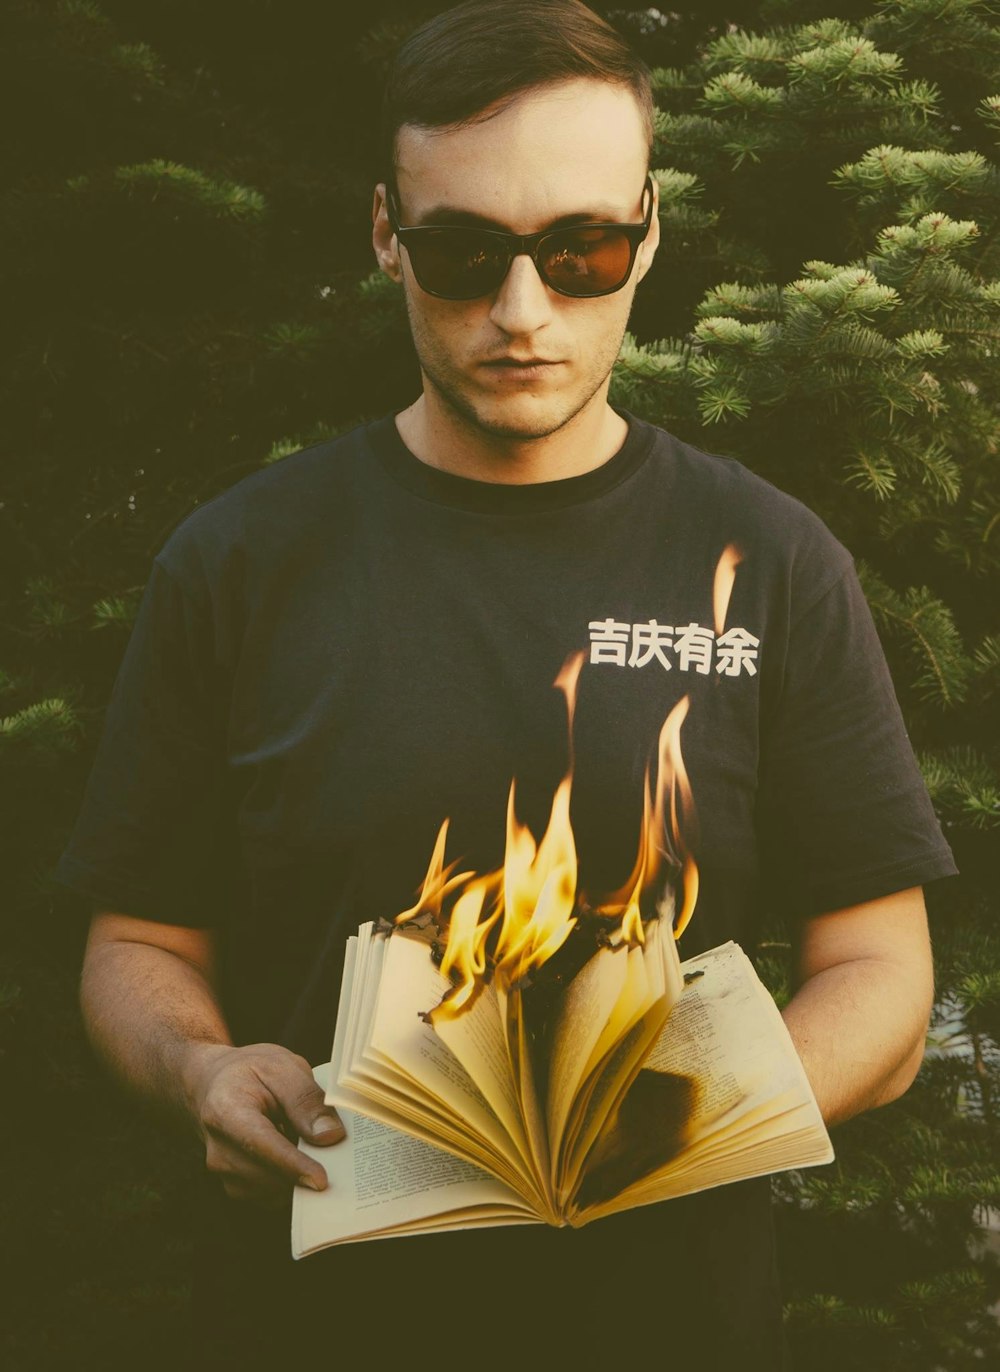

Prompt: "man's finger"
[211,1149,297,1206]
[300,1107,346,1146]
[262,1071,346,1146]
[208,1105,329,1190]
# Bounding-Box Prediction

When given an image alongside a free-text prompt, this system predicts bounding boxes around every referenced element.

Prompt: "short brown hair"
[381,0,653,182]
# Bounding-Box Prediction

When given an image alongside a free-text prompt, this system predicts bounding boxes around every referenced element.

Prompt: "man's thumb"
[305,1108,346,1146]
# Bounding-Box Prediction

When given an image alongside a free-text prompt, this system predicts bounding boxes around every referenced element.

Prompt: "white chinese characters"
[588,618,759,676]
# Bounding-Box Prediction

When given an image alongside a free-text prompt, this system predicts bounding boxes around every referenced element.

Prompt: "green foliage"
[0,698,80,753]
[91,589,143,629]
[859,567,971,707]
[3,0,998,1367]
[110,160,267,223]
[920,747,1000,830]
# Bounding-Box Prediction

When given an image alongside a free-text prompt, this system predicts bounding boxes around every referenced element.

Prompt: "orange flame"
[396,650,700,1018]
[437,875,502,1014]
[713,543,743,634]
[593,695,698,941]
[395,818,475,927]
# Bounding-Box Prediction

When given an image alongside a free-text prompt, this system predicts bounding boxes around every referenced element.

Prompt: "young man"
[57,1,955,1364]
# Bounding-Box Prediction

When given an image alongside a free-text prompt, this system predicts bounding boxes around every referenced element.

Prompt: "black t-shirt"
[56,410,955,1365]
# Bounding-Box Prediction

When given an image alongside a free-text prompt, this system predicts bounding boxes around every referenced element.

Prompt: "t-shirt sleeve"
[756,561,957,919]
[54,557,232,928]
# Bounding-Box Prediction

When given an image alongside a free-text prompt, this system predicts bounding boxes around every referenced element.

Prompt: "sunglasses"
[385,173,656,301]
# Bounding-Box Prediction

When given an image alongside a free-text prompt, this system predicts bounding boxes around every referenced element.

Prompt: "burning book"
[292,647,833,1256]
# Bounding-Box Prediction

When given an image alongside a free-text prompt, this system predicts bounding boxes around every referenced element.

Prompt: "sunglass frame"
[385,173,656,300]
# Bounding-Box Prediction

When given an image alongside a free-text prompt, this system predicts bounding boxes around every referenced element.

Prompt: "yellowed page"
[292,1090,539,1257]
[431,980,535,1171]
[585,944,649,1074]
[573,943,832,1221]
[343,936,554,1200]
[644,943,818,1145]
[328,929,537,1195]
[556,919,675,1190]
[496,986,556,1218]
[544,945,629,1161]
[558,997,673,1203]
[365,933,519,1163]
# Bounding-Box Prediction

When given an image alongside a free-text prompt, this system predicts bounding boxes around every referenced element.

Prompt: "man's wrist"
[173,1039,233,1135]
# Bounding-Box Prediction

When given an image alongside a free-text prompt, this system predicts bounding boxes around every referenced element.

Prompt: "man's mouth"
[482,357,564,379]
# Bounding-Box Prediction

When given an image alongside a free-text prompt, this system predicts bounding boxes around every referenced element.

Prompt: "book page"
[292,1087,539,1257]
[646,943,808,1142]
[326,933,360,1107]
[432,981,533,1167]
[558,997,674,1203]
[328,930,546,1202]
[545,945,629,1159]
[554,920,675,1191]
[573,943,832,1218]
[498,986,553,1211]
[366,933,521,1165]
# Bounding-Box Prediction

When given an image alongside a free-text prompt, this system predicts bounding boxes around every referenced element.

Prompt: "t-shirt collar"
[368,407,655,514]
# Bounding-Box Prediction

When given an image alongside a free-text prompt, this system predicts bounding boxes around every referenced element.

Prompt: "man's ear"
[372,183,403,283]
[635,176,660,285]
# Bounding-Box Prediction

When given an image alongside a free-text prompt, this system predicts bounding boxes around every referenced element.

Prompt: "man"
[57,1,955,1365]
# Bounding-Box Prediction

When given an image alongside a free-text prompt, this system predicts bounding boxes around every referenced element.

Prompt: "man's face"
[373,78,659,442]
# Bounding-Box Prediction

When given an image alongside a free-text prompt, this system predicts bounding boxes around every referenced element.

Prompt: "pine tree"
[608,6,1000,1366]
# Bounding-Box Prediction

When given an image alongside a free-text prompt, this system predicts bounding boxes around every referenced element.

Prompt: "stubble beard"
[403,290,631,443]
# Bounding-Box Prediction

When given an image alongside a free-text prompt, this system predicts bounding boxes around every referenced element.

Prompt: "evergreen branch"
[783,1292,900,1331]
[897,1266,993,1313]
[858,565,972,707]
[0,698,79,751]
[846,447,898,499]
[111,42,165,88]
[980,93,1000,140]
[919,746,1000,828]
[262,422,345,466]
[972,633,1000,692]
[91,591,143,630]
[701,71,786,115]
[788,38,904,85]
[113,160,267,223]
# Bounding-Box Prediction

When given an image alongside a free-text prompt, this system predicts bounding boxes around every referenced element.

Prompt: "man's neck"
[394,390,629,485]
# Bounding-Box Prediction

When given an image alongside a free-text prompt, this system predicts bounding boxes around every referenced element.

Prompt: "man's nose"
[488,253,555,334]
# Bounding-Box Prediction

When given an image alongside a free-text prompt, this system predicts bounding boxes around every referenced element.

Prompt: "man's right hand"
[181,1041,346,1207]
[80,915,345,1208]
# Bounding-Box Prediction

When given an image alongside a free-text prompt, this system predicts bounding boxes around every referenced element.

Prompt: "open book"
[292,925,833,1257]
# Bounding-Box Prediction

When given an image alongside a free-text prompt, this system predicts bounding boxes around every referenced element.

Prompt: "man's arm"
[80,911,345,1205]
[781,886,934,1128]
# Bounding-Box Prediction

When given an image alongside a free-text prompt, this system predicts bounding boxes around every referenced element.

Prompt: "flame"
[593,695,698,941]
[395,817,476,929]
[437,875,502,1014]
[397,650,701,1018]
[713,543,743,634]
[493,774,578,986]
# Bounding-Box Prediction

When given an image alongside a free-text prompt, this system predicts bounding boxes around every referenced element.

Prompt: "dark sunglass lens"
[540,228,634,296]
[407,228,508,298]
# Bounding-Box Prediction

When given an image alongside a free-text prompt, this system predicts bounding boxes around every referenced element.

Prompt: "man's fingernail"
[300,1174,324,1192]
[312,1117,344,1139]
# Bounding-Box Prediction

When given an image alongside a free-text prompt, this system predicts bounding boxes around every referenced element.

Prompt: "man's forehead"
[393,79,647,227]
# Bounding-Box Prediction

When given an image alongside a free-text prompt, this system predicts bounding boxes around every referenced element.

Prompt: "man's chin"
[456,390,590,442]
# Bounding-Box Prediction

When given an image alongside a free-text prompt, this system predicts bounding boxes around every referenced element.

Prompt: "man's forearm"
[780,888,935,1129]
[782,956,928,1128]
[80,935,233,1133]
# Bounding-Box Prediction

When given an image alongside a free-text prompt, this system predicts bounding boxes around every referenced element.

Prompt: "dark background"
[2,2,998,1367]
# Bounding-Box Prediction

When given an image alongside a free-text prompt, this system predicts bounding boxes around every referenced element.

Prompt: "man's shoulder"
[639,414,850,570]
[641,418,827,535]
[154,418,379,591]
